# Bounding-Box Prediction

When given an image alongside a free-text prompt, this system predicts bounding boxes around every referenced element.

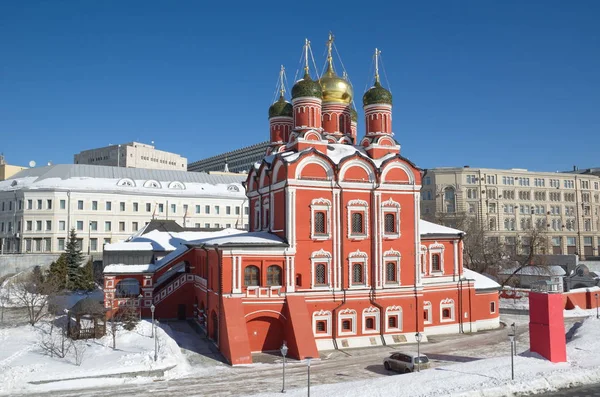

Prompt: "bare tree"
[39,320,71,359]
[71,339,87,366]
[9,268,59,326]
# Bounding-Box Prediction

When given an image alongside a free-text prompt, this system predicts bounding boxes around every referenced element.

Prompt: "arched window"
[384,213,396,233]
[388,316,397,328]
[385,262,396,282]
[351,212,363,234]
[115,278,140,298]
[444,187,456,213]
[314,211,326,234]
[266,265,282,286]
[432,254,441,272]
[352,263,364,284]
[244,266,260,287]
[365,317,374,329]
[442,308,451,319]
[342,319,351,331]
[315,264,327,285]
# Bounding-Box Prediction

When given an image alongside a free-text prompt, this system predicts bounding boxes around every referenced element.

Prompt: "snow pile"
[250,318,600,397]
[0,319,188,395]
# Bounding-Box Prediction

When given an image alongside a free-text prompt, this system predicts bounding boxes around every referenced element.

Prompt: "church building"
[104,36,500,365]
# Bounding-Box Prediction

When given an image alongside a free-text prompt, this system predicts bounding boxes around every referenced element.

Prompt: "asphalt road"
[539,383,600,397]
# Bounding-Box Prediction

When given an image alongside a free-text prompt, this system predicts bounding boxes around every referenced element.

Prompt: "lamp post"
[595,293,599,319]
[415,332,423,372]
[306,356,313,397]
[508,330,515,380]
[511,323,517,355]
[153,319,158,362]
[138,294,143,320]
[150,304,155,338]
[280,341,288,393]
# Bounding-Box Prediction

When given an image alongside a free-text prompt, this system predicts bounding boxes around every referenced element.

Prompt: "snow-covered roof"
[103,264,156,273]
[0,164,246,197]
[419,219,464,236]
[463,269,501,290]
[103,242,154,252]
[189,231,287,247]
[131,228,246,251]
[498,265,566,276]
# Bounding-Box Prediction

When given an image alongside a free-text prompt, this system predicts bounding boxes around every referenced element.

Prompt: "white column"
[453,240,459,281]
[414,191,422,285]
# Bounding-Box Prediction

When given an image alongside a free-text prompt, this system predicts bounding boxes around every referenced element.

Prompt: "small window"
[244,265,260,287]
[266,265,282,286]
[385,262,396,282]
[352,263,364,284]
[432,254,441,272]
[316,321,326,333]
[314,211,326,234]
[351,212,364,234]
[315,263,327,285]
[384,213,395,233]
[490,301,496,313]
[388,316,397,328]
[342,319,351,331]
[365,317,375,330]
[442,308,451,319]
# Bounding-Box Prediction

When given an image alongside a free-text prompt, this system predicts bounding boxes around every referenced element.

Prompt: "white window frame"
[420,245,428,275]
[428,242,445,274]
[262,198,270,230]
[338,309,357,336]
[347,199,369,240]
[310,198,332,240]
[381,198,401,238]
[423,301,432,324]
[362,306,380,334]
[253,200,261,230]
[382,249,401,286]
[312,310,332,337]
[310,249,332,289]
[490,301,496,314]
[348,250,368,288]
[385,306,402,332]
[440,298,455,323]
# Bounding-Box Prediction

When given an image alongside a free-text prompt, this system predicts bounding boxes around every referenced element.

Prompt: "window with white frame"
[347,199,368,239]
[362,307,380,334]
[490,301,496,314]
[429,243,444,274]
[440,298,455,322]
[381,198,400,238]
[310,198,331,240]
[349,250,368,287]
[262,198,270,230]
[383,249,401,285]
[253,201,261,230]
[420,245,428,274]
[338,309,357,336]
[385,306,402,332]
[312,310,332,336]
[423,301,432,324]
[311,249,332,289]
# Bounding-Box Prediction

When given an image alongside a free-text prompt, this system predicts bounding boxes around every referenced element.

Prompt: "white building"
[0,164,249,256]
[74,142,187,171]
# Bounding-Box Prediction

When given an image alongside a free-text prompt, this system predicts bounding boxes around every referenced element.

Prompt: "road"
[539,383,600,396]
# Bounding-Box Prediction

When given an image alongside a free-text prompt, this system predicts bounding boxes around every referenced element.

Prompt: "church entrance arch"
[246,313,285,352]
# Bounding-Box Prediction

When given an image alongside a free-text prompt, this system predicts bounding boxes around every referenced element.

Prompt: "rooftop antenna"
[28,160,36,168]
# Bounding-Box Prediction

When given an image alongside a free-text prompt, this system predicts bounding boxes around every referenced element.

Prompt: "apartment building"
[0,164,249,255]
[74,142,187,170]
[0,155,27,181]
[188,141,268,174]
[421,167,600,258]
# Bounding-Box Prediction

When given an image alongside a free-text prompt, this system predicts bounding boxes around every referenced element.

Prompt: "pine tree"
[47,253,68,291]
[65,228,84,290]
[78,258,95,291]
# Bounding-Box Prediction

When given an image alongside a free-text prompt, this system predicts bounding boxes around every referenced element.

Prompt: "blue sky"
[1,1,598,172]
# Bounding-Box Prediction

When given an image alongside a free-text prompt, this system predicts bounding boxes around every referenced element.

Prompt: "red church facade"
[104,37,499,365]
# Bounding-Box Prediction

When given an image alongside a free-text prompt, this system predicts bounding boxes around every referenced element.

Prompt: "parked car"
[383,352,430,373]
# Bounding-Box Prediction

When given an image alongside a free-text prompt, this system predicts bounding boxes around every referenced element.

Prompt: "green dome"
[350,107,358,122]
[291,73,323,100]
[268,95,293,118]
[362,81,392,106]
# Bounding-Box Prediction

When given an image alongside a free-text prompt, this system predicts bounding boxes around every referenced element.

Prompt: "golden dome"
[319,63,353,104]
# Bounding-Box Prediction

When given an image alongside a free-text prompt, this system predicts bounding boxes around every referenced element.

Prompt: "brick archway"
[246,312,285,353]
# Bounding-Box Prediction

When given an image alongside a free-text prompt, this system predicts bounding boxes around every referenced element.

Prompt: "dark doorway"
[178,304,186,320]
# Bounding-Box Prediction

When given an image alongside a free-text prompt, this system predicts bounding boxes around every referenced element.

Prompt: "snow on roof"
[103,241,154,251]
[0,164,246,198]
[419,219,464,236]
[498,265,566,276]
[190,231,287,246]
[103,264,156,273]
[131,228,246,251]
[463,268,501,290]
[154,246,190,270]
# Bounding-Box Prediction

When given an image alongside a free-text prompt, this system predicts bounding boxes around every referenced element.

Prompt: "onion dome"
[363,80,392,106]
[319,63,353,104]
[350,107,358,122]
[268,95,293,118]
[292,72,322,100]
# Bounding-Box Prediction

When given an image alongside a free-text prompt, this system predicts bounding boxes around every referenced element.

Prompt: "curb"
[28,365,177,385]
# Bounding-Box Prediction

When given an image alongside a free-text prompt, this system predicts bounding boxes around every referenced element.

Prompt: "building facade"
[74,142,187,171]
[421,167,600,258]
[0,155,27,181]
[188,141,269,174]
[0,164,249,256]
[104,37,499,365]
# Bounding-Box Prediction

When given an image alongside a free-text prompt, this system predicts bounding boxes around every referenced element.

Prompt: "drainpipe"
[369,176,386,346]
[216,244,223,347]
[331,177,347,351]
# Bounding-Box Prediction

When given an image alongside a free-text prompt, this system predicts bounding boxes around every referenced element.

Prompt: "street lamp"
[595,293,599,319]
[511,323,517,354]
[150,304,155,338]
[415,332,423,372]
[280,341,288,393]
[154,319,158,362]
[138,294,143,320]
[508,330,515,380]
[305,356,313,397]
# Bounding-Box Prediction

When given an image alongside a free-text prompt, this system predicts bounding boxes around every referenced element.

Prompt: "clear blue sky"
[1,1,598,172]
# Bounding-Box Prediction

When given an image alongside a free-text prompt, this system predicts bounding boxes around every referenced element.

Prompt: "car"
[383,352,430,373]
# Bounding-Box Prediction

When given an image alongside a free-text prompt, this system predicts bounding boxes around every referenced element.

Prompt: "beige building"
[74,142,187,170]
[0,164,249,256]
[0,155,27,181]
[421,167,600,258]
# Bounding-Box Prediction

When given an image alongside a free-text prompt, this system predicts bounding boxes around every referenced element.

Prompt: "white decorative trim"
[117,178,135,187]
[380,162,415,184]
[428,242,445,274]
[253,200,261,231]
[347,200,369,240]
[262,197,270,230]
[295,156,334,181]
[310,198,332,240]
[362,307,380,334]
[424,301,432,324]
[382,250,401,286]
[339,159,376,183]
[420,245,428,275]
[349,251,368,288]
[381,198,401,238]
[440,299,455,323]
[349,249,368,258]
[338,309,357,336]
[143,180,161,188]
[311,250,332,290]
[168,181,185,190]
[385,306,403,332]
[313,310,332,337]
[348,199,368,206]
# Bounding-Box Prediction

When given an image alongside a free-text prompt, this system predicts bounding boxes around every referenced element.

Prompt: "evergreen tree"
[78,258,95,291]
[65,228,84,290]
[46,254,68,291]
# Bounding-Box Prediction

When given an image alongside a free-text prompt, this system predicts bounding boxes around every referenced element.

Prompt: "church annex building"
[103,36,500,365]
